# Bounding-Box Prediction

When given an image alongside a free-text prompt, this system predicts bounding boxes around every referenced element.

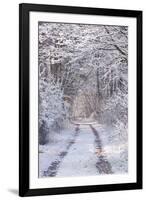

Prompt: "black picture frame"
[19,3,143,197]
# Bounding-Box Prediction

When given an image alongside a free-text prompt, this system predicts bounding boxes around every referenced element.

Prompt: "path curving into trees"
[39,22,128,177]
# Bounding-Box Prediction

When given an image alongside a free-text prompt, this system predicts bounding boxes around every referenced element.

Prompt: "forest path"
[56,124,98,177]
[42,124,113,177]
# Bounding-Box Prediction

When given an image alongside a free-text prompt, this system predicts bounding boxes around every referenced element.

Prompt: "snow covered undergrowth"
[93,124,128,174]
[56,125,99,177]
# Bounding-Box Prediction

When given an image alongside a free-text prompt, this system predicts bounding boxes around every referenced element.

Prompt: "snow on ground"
[56,125,99,177]
[39,122,128,178]
[72,121,97,125]
[39,124,76,177]
[72,116,97,125]
[93,123,128,174]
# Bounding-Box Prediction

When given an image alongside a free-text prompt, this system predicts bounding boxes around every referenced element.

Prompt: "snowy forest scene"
[38,22,128,178]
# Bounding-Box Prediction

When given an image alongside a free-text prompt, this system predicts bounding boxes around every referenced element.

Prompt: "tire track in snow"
[90,125,113,174]
[43,125,80,177]
[56,124,98,177]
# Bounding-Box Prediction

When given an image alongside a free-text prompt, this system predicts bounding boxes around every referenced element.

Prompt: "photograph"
[19,3,142,196]
[38,22,128,178]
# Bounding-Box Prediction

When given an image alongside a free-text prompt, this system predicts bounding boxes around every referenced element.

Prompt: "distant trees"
[39,22,128,144]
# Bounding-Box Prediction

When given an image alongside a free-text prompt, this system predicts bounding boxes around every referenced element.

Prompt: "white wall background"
[0,0,145,199]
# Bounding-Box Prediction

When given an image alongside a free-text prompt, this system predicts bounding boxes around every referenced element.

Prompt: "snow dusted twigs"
[43,125,80,177]
[90,125,113,174]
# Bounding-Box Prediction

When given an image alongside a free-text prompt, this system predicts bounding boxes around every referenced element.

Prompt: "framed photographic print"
[19,3,142,197]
